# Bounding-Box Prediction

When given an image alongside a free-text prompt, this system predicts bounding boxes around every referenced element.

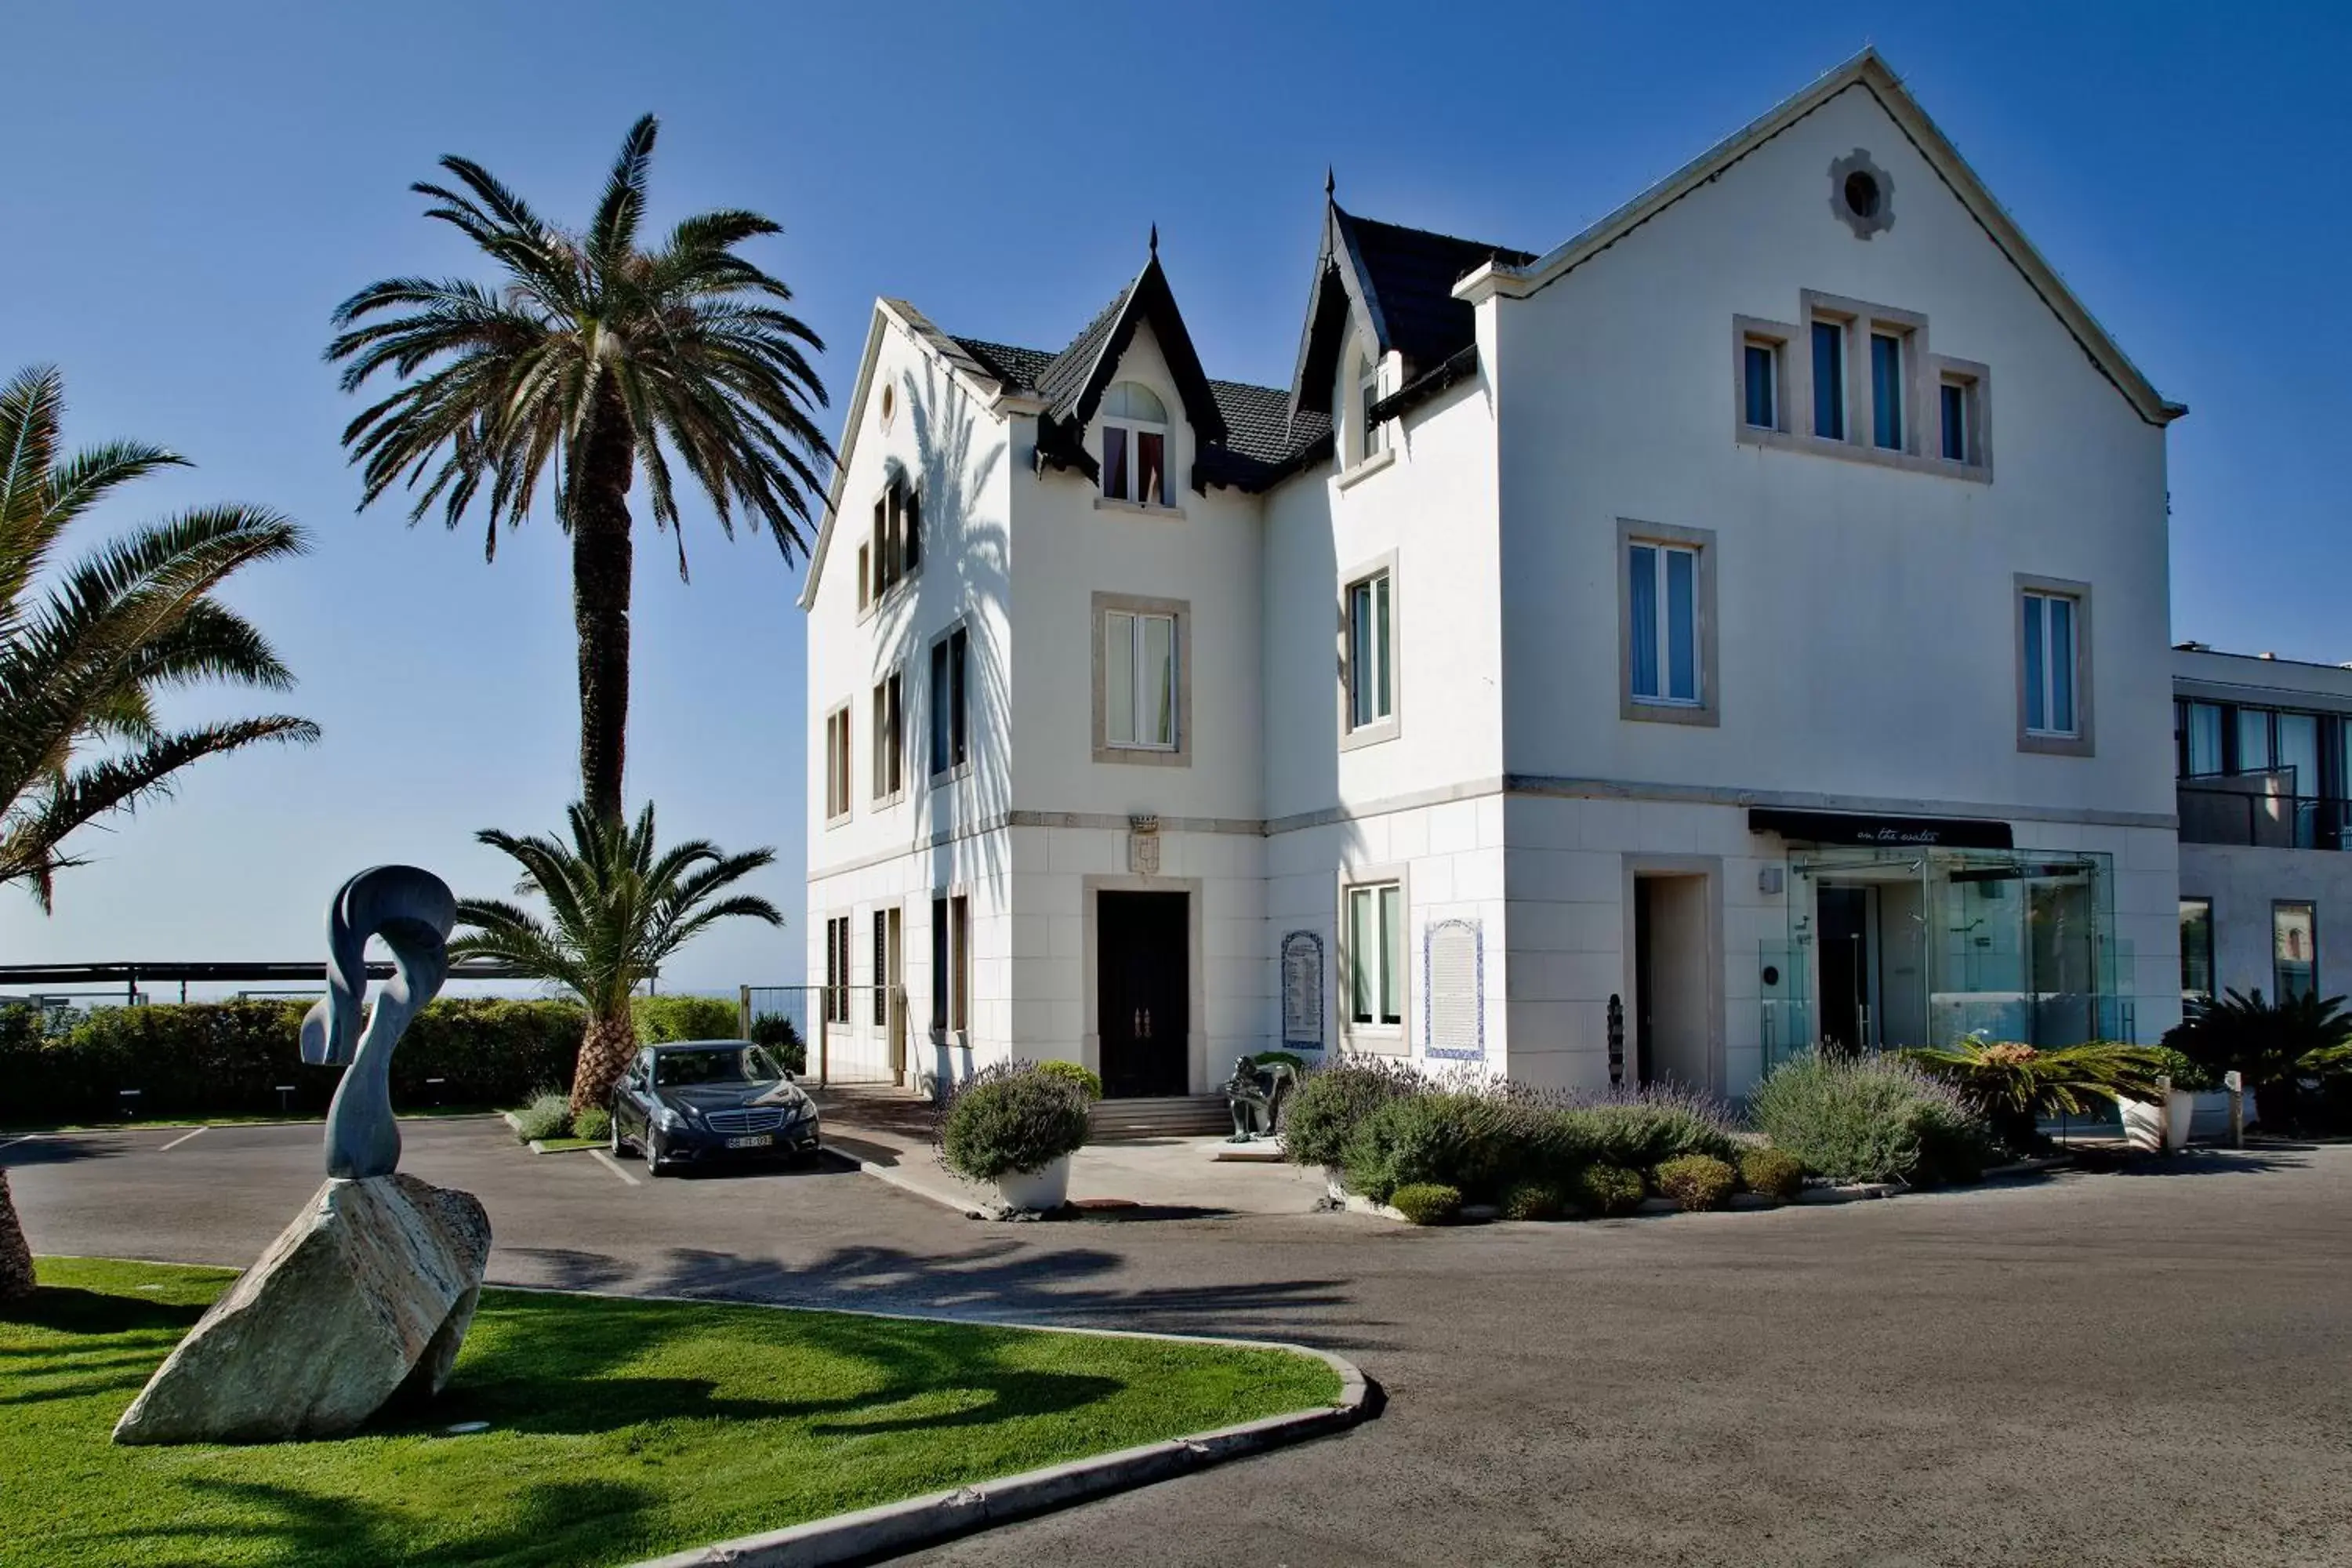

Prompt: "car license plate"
[725,1134,773,1149]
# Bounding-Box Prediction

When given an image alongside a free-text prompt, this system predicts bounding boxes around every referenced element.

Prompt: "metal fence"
[740,983,910,1088]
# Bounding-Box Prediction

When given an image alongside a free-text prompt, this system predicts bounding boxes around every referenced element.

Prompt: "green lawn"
[3,1258,1341,1568]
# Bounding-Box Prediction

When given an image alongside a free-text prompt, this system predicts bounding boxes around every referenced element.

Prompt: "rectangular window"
[855,544,871,611]
[1940,380,1969,462]
[872,910,890,1028]
[2274,900,2317,1002]
[1104,609,1178,750]
[1811,320,1845,440]
[1346,881,1403,1028]
[2021,590,2078,736]
[1628,543,1700,706]
[929,626,968,775]
[823,706,851,820]
[1359,361,1388,459]
[1135,430,1166,505]
[869,477,920,598]
[1346,572,1393,731]
[870,672,903,800]
[1743,342,1777,430]
[1870,332,1904,450]
[2237,706,2274,774]
[823,916,851,1025]
[2180,898,2215,1003]
[2181,700,2223,776]
[930,893,970,1033]
[1101,426,1129,505]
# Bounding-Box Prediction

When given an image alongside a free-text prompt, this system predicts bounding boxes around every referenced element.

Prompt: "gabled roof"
[1290,196,1533,421]
[948,254,1331,492]
[1451,48,2185,427]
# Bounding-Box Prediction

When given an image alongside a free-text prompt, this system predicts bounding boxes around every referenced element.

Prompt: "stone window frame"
[869,663,906,808]
[1733,292,1991,484]
[1617,517,1720,728]
[1335,860,1411,1053]
[856,466,923,625]
[1338,548,1402,753]
[927,618,973,783]
[1091,590,1192,768]
[822,702,854,826]
[2015,572,2095,758]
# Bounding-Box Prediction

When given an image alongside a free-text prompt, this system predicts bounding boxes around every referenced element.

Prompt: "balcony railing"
[2178,777,2349,850]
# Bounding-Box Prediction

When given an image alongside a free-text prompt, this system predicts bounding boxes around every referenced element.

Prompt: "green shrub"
[748,1012,806,1073]
[937,1063,1093,1182]
[512,1090,572,1142]
[1571,1163,1646,1217]
[1281,1057,1428,1173]
[1555,1087,1740,1170]
[1654,1154,1737,1212]
[1341,1091,1515,1203]
[1737,1146,1806,1201]
[1896,1037,2165,1152]
[1498,1179,1567,1221]
[570,1106,612,1143]
[1034,1059,1104,1102]
[631,995,742,1044]
[1,998,586,1125]
[1253,1051,1308,1073]
[1388,1183,1463,1225]
[2140,1044,2212,1094]
[1749,1051,1993,1186]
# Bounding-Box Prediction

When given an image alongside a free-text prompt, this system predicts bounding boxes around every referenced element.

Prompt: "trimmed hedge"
[1571,1163,1646,1217]
[1750,1050,1992,1186]
[1389,1183,1463,1225]
[1737,1146,1806,1201]
[1654,1154,1737,1212]
[0,998,586,1125]
[631,995,742,1044]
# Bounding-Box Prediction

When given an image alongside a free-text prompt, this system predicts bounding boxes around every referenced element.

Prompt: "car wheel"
[646,1138,675,1177]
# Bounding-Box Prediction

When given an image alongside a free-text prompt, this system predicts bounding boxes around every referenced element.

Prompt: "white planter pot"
[2118,1091,2198,1153]
[993,1154,1072,1212]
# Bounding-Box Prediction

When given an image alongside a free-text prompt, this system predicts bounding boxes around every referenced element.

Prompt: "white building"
[802,51,2188,1106]
[2173,647,2352,1011]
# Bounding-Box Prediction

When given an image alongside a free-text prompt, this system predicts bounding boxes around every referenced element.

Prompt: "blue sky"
[2,1,2345,995]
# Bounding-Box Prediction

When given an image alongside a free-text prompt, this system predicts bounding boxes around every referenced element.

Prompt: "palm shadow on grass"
[0,1284,209,1337]
[413,1290,1129,1441]
[93,1475,660,1568]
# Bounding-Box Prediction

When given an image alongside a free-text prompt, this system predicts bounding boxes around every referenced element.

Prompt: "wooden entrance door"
[1098,891,1189,1098]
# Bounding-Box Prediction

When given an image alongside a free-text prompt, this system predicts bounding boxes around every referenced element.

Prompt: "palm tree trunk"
[571,1008,639,1120]
[573,392,637,824]
[0,1171,34,1301]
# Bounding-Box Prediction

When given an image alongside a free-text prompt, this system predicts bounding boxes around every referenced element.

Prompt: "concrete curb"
[624,1329,1369,1568]
[822,1141,993,1218]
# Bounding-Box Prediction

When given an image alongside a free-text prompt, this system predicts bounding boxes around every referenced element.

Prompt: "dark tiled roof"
[1210,379,1330,468]
[946,314,1328,484]
[1347,213,1535,370]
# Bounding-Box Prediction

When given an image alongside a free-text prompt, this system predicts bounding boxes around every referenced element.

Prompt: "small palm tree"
[2165,989,2352,1132]
[328,115,832,823]
[451,802,782,1114]
[1897,1037,2165,1152]
[0,365,317,909]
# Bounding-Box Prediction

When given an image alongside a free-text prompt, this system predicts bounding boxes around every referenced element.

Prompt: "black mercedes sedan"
[609,1040,821,1176]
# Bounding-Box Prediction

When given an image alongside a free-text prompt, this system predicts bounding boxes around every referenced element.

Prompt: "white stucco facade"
[802,52,2188,1101]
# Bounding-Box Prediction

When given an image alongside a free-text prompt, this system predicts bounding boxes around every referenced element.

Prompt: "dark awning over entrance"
[1747,808,2014,850]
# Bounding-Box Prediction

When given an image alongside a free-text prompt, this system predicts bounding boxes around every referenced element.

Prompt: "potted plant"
[2118,1046,2208,1152]
[935,1062,1093,1211]
[2163,989,2352,1135]
[1896,1036,2165,1155]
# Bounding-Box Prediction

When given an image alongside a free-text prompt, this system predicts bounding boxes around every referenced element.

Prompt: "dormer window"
[1100,383,1171,507]
[1358,354,1390,460]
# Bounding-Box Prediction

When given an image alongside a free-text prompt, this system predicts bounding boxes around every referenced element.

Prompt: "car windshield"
[653,1046,786,1087]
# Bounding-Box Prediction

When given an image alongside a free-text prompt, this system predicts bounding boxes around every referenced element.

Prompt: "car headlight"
[652,1105,687,1131]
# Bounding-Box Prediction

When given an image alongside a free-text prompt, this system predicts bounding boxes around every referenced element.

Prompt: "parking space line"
[589,1150,641,1187]
[157,1127,209,1152]
[0,1133,38,1152]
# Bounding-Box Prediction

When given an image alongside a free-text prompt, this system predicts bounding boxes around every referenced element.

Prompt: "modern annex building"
[801,50,2194,1104]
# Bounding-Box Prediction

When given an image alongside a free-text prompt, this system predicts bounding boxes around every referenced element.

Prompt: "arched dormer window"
[1101,383,1171,506]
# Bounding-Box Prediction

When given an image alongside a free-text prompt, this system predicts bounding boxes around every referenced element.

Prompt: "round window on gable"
[1828,150,1895,240]
[878,381,896,430]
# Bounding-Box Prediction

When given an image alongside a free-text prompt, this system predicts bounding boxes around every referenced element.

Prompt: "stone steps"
[1088,1095,1230,1142]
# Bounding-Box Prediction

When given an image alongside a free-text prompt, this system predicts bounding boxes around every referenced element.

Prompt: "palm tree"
[0,365,317,909]
[451,801,782,1114]
[2165,988,2352,1132]
[327,115,832,823]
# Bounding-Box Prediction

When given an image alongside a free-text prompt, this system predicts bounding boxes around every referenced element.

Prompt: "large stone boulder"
[114,1172,490,1444]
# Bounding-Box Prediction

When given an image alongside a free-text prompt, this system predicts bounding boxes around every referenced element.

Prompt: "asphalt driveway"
[9,1119,2349,1567]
